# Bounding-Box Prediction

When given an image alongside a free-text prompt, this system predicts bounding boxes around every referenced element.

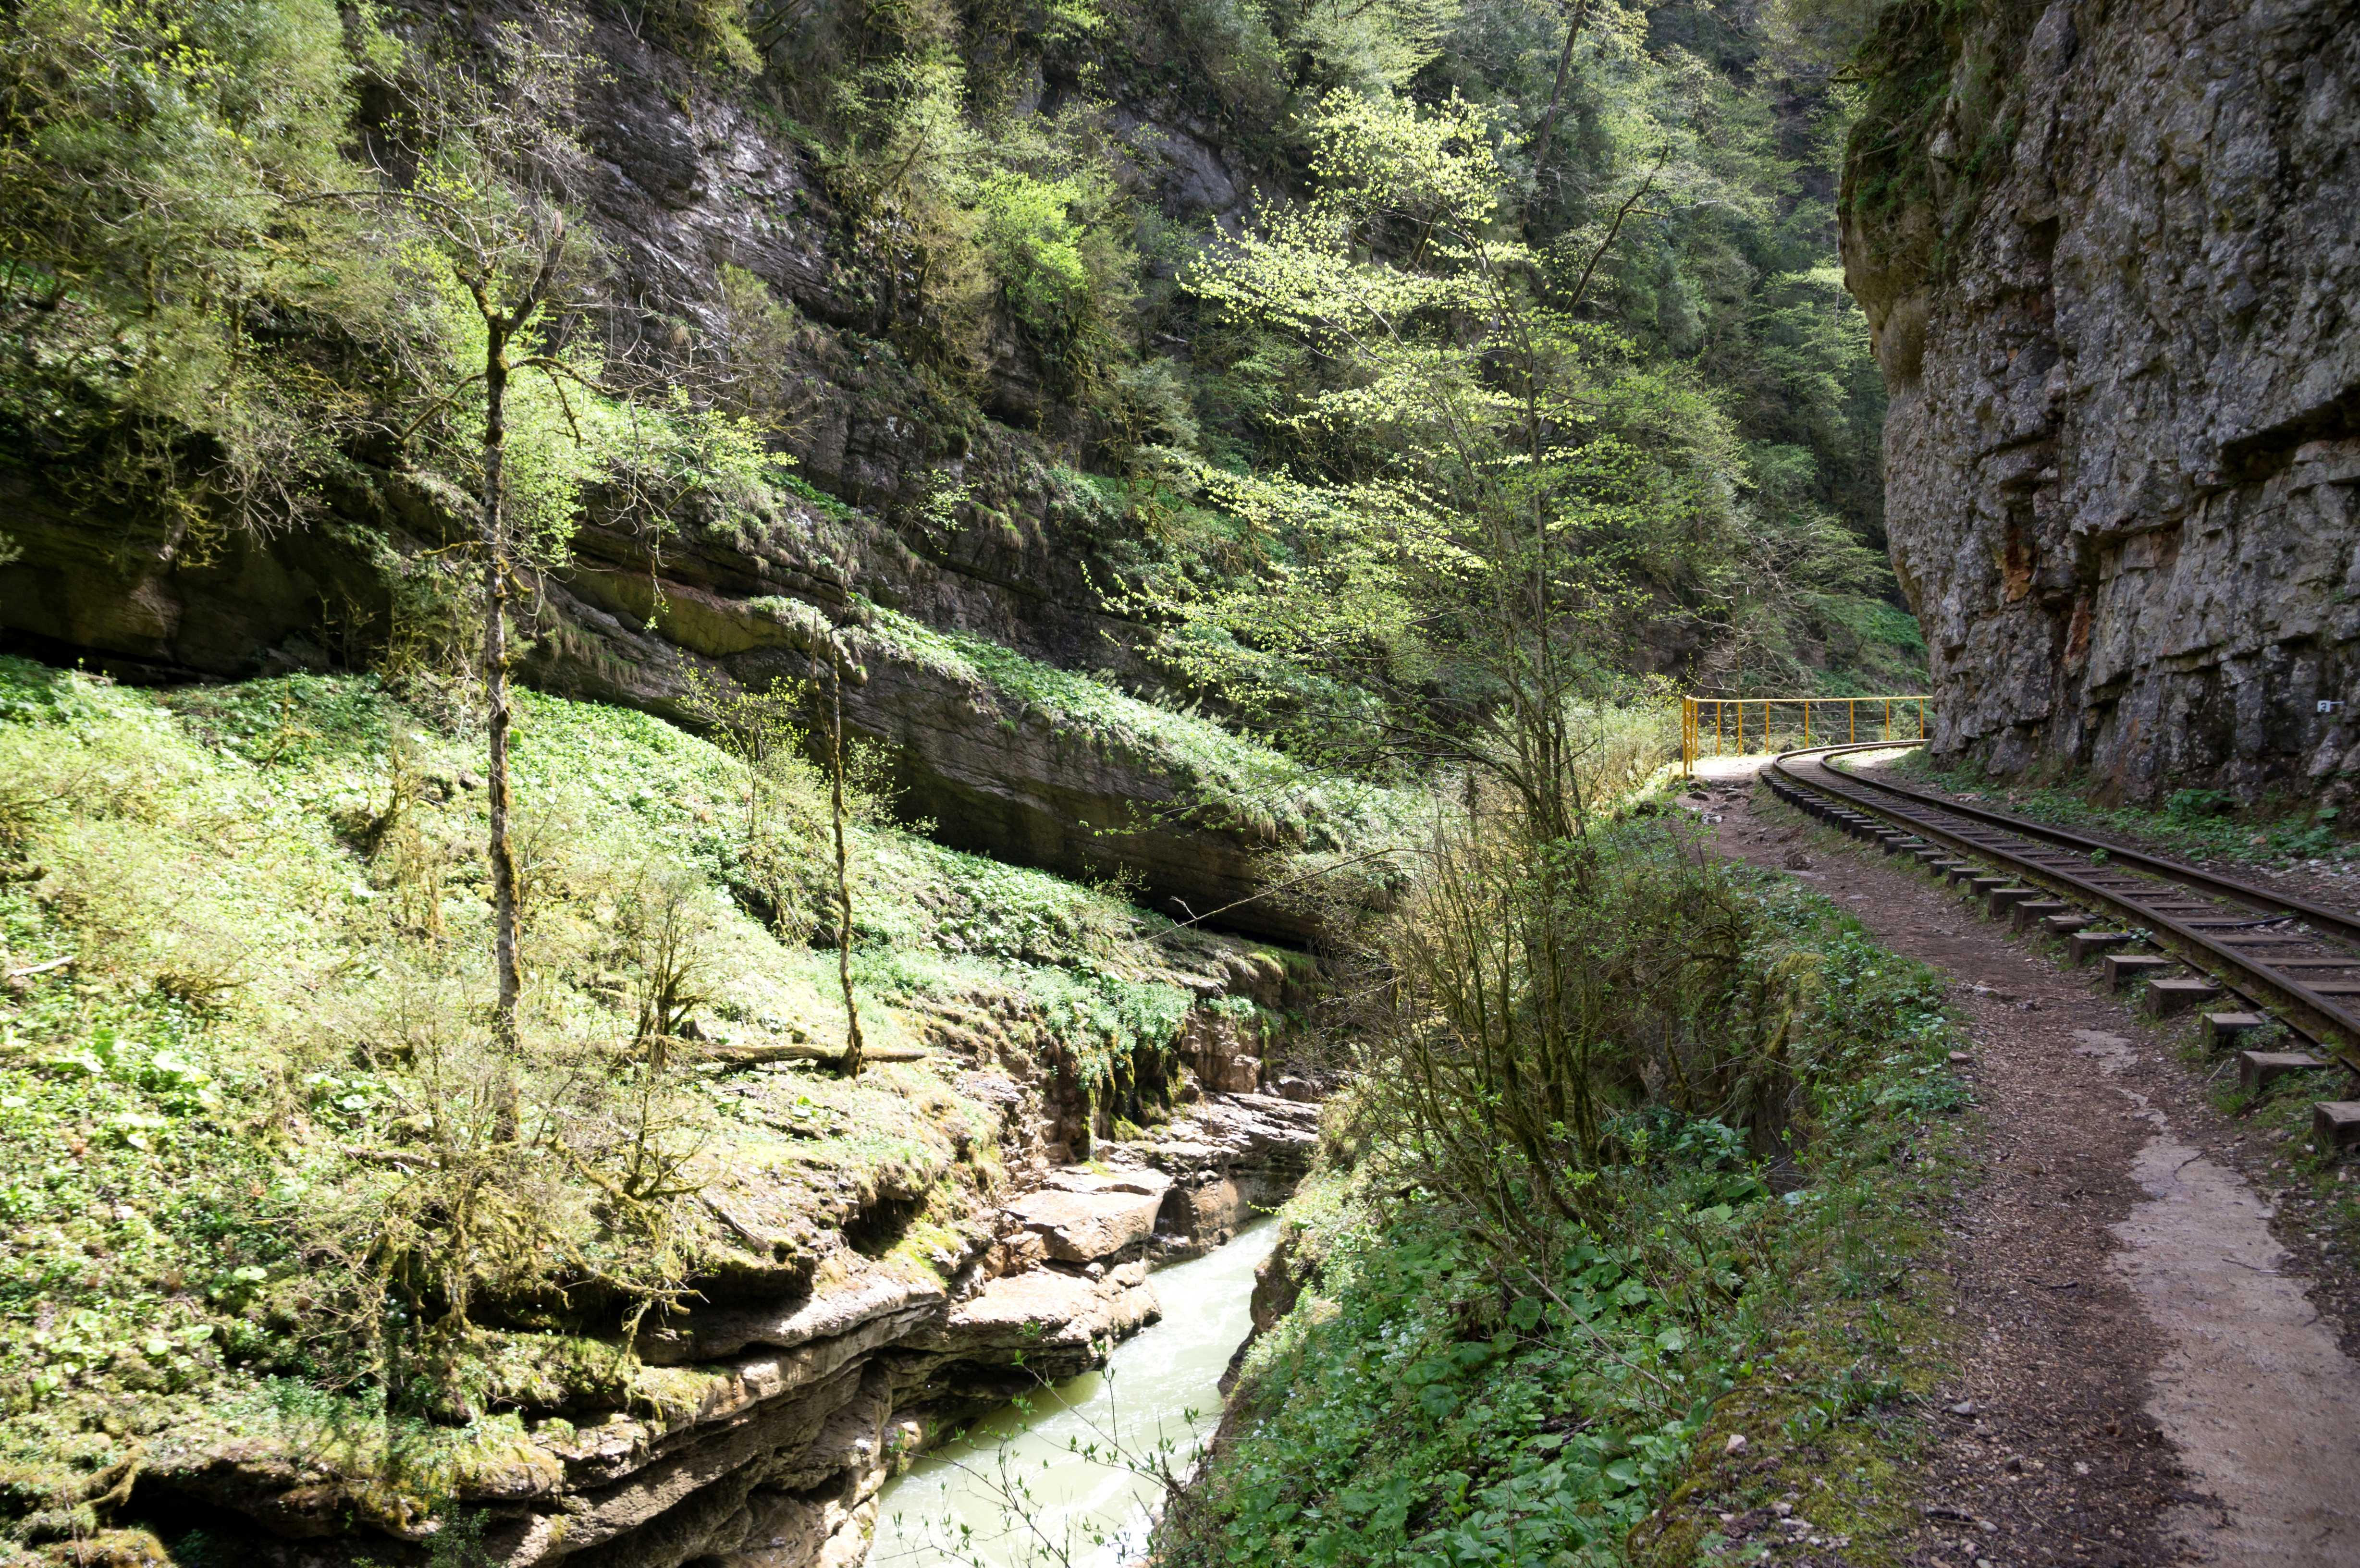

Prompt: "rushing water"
[869,1220,1278,1568]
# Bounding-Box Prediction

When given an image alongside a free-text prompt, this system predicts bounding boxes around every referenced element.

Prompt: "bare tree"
[824,640,865,1077]
[361,21,604,1043]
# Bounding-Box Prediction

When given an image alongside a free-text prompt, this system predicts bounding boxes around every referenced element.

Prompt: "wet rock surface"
[1842,0,2360,802]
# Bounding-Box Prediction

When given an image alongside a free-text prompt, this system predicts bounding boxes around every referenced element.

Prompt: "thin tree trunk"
[481,316,523,1046]
[829,644,864,1076]
[1524,0,1589,210]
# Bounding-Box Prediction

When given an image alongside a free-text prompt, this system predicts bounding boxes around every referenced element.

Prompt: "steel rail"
[1796,741,2360,944]
[1762,741,2360,1076]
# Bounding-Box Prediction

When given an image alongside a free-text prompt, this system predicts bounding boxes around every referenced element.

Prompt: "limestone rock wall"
[135,1090,1317,1568]
[1841,0,2360,801]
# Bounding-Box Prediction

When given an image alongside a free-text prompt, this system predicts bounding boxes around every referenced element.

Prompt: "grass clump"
[1163,844,1972,1567]
[1887,750,2356,870]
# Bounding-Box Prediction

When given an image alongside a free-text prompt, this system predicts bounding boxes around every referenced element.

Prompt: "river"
[867,1219,1278,1568]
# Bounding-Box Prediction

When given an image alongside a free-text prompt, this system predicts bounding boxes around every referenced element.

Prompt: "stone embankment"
[1841,0,2360,801]
[140,1092,1318,1568]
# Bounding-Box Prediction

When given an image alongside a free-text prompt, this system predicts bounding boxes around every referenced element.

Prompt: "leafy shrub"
[2163,788,2234,822]
[1168,868,1969,1568]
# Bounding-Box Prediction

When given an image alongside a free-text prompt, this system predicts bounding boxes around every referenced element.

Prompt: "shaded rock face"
[1842,0,2360,801]
[542,533,1322,945]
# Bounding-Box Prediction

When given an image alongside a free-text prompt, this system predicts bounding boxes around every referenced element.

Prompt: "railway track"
[1763,741,2360,1088]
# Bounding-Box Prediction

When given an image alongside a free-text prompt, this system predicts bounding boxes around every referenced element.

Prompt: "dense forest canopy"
[0,0,1918,722]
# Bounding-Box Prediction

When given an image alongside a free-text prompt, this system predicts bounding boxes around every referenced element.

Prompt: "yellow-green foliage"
[0,656,1251,1534]
[0,0,397,545]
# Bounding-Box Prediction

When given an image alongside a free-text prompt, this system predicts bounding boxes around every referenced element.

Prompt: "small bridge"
[1682,694,1928,776]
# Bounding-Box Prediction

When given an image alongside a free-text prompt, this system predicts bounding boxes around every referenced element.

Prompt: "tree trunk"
[481,317,523,1045]
[1524,0,1589,210]
[828,645,864,1077]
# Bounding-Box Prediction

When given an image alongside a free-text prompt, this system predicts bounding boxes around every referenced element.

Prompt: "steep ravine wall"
[1840,0,2360,802]
[134,1064,1319,1568]
[0,0,1322,942]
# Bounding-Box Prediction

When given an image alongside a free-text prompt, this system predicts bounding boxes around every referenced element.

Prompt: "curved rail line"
[1763,740,2360,1078]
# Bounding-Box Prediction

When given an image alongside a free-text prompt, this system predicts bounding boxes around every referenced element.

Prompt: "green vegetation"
[0,657,1271,1545]
[1831,0,2042,282]
[1,0,1917,707]
[858,603,1423,853]
[1109,15,1917,716]
[1887,750,2359,871]
[2190,1030,2360,1280]
[1168,850,1971,1566]
[0,0,1964,1560]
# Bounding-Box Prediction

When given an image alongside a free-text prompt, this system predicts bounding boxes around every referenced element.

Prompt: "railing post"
[1681,693,1928,759]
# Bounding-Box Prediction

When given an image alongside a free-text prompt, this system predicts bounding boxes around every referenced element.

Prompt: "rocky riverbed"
[135,1092,1318,1568]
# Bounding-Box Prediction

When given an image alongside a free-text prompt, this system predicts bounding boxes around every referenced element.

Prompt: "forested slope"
[0,0,1916,765]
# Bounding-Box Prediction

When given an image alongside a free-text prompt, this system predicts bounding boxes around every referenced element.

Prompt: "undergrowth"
[1164,861,1973,1567]
[0,656,1283,1552]
[1887,750,2356,871]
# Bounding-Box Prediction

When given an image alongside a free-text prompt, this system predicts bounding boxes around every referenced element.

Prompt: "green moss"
[1840,0,2042,282]
[853,604,1422,856]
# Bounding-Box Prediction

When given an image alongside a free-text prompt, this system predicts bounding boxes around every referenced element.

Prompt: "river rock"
[984,1229,1048,1277]
[684,1368,898,1568]
[1181,1008,1266,1093]
[1115,1093,1323,1262]
[1218,1228,1312,1396]
[1003,1187,1167,1263]
[1033,1166,1173,1197]
[899,1262,1160,1384]
[1250,1233,1305,1335]
[493,1363,874,1568]
[635,1267,948,1368]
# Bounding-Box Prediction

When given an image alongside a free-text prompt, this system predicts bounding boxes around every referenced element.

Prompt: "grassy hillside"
[0,658,1288,1549]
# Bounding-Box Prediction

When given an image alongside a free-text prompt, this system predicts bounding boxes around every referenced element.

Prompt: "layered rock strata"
[1841,0,2360,800]
[135,1090,1317,1568]
[0,0,1358,942]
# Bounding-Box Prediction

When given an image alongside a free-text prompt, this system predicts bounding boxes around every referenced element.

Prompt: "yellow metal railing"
[1681,695,1929,776]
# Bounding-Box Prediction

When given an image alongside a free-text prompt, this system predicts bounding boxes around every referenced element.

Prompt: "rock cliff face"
[1840,0,2360,800]
[0,1,1337,942]
[137,1087,1317,1568]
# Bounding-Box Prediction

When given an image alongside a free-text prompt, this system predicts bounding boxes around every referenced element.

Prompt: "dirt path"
[1690,758,2360,1567]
